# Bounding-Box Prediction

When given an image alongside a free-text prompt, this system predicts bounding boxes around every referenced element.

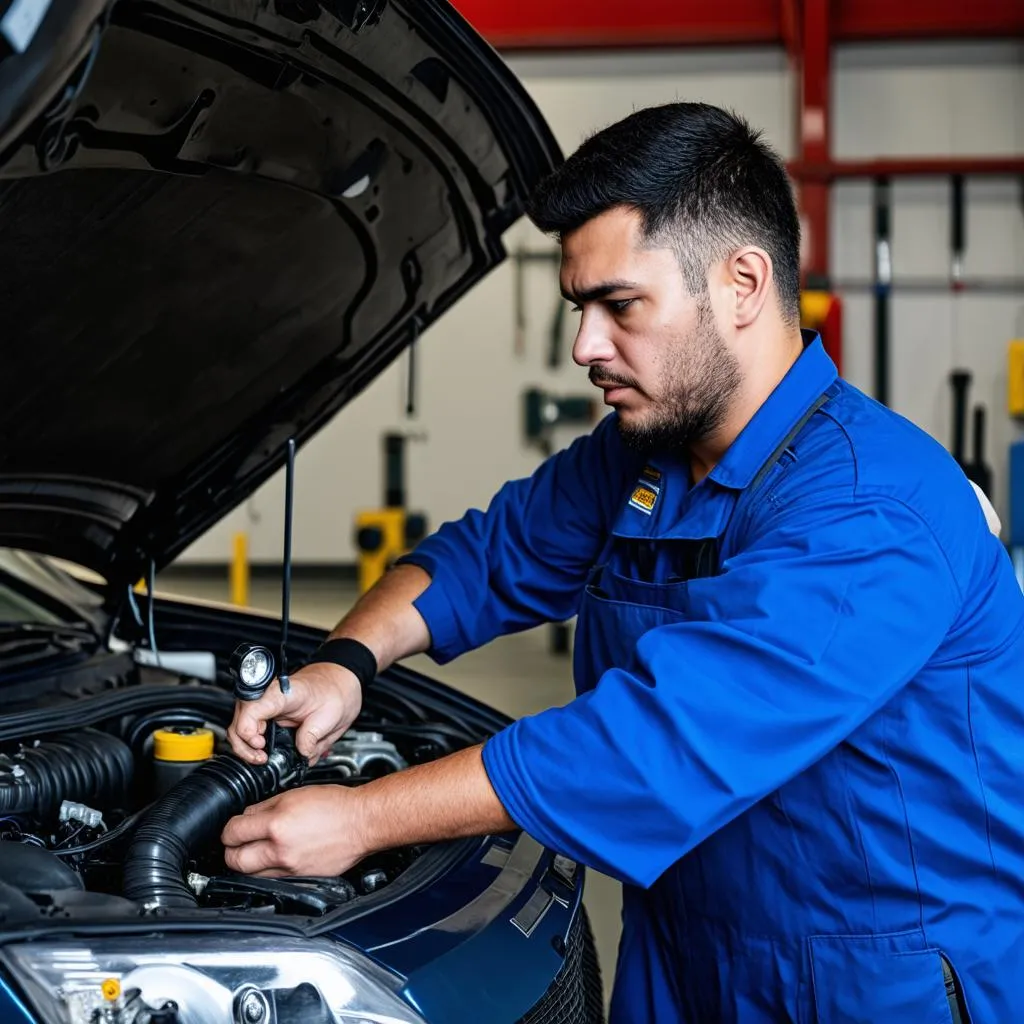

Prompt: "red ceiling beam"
[790,156,1024,182]
[454,0,779,50]
[453,0,1024,50]
[833,0,1024,41]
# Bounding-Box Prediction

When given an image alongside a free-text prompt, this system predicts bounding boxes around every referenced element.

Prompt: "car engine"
[0,653,480,920]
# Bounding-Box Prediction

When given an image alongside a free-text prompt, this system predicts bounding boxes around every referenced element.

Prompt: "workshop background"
[160,0,1024,1006]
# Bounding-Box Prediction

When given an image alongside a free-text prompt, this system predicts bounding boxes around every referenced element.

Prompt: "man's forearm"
[325,567,516,847]
[354,744,517,852]
[329,563,433,671]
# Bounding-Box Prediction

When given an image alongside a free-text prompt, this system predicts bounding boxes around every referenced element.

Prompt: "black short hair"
[527,103,801,323]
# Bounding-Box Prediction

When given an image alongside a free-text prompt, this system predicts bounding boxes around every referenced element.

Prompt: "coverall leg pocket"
[808,932,967,1024]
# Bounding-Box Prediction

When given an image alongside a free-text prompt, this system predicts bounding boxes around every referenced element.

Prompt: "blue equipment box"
[1011,441,1024,547]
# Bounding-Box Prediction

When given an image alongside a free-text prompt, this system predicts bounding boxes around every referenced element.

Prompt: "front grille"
[517,906,605,1024]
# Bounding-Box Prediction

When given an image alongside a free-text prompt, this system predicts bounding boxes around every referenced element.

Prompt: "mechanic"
[222,103,1024,1022]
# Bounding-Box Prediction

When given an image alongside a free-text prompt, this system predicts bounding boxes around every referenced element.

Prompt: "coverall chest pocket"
[574,538,719,693]
[587,537,720,610]
[585,566,692,616]
[809,933,970,1024]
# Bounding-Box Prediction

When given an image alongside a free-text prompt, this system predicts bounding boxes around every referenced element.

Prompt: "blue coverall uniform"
[400,332,1024,1022]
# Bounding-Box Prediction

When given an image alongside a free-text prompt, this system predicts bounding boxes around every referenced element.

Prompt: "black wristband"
[305,638,378,691]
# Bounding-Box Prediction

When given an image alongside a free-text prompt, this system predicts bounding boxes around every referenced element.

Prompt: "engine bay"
[0,639,487,923]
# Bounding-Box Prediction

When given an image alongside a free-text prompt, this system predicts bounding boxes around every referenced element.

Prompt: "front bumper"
[0,836,605,1024]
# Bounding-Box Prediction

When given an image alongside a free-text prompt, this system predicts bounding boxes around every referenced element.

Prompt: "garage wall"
[832,41,1024,534]
[178,40,1024,565]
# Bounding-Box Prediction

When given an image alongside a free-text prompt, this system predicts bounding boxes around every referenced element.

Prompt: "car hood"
[0,0,560,590]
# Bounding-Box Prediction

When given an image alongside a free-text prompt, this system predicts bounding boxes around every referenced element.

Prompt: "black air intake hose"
[0,731,133,817]
[123,746,304,908]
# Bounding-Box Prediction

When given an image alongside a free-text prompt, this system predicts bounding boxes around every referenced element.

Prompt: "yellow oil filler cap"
[152,727,215,796]
[153,727,214,763]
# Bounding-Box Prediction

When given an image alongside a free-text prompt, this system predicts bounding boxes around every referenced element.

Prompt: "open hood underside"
[0,0,560,588]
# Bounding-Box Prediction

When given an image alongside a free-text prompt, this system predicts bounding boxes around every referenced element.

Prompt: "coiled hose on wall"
[122,745,304,908]
[0,730,133,816]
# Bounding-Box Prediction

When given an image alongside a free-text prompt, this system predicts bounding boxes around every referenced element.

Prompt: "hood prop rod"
[278,438,295,696]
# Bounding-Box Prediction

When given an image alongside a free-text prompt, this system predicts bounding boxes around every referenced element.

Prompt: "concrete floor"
[158,571,622,1008]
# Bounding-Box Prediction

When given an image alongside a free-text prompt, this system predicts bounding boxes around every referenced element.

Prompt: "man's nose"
[572,312,616,367]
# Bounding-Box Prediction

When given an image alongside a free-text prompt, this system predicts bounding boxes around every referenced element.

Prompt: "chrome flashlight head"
[228,643,276,701]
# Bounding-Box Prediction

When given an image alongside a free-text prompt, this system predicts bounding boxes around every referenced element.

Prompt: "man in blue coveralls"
[223,103,1024,1022]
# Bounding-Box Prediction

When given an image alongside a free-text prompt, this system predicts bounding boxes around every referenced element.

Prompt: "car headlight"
[0,933,426,1024]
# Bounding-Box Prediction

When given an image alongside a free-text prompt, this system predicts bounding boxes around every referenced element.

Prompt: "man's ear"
[727,247,773,328]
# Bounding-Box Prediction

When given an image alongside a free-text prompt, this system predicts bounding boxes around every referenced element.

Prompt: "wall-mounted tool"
[950,175,966,289]
[514,251,526,357]
[950,370,970,468]
[1007,340,1024,590]
[511,247,564,365]
[522,388,599,655]
[873,177,892,406]
[523,387,599,457]
[548,293,567,369]
[1010,440,1024,590]
[950,175,967,387]
[354,432,428,594]
[405,321,419,418]
[967,405,993,500]
[949,369,993,500]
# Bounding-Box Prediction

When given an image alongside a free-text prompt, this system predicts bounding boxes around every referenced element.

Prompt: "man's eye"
[568,299,634,314]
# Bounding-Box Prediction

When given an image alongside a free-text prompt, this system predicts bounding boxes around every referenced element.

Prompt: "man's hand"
[221,786,370,877]
[226,565,434,767]
[226,663,362,766]
[221,745,517,878]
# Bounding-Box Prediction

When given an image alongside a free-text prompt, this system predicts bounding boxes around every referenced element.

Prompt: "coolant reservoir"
[152,727,214,795]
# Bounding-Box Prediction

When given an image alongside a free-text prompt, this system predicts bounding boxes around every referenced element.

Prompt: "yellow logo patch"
[629,484,659,515]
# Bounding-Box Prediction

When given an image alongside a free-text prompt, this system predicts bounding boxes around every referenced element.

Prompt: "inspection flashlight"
[229,642,276,701]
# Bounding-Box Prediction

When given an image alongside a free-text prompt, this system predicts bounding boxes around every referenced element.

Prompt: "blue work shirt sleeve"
[398,414,637,663]
[481,492,963,888]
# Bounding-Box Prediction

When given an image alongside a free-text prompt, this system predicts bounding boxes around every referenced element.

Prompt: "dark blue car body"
[0,565,602,1023]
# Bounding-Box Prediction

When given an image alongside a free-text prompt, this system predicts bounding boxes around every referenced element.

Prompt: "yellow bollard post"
[230,532,249,607]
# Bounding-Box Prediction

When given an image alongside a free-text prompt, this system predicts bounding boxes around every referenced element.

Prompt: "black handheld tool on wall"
[228,437,299,752]
[873,177,892,407]
[950,370,970,466]
[949,370,994,500]
[951,174,966,287]
[969,405,994,499]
